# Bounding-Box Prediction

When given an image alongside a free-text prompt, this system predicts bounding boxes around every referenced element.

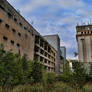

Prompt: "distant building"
[43,35,63,73]
[76,24,92,75]
[60,46,66,65]
[76,25,92,62]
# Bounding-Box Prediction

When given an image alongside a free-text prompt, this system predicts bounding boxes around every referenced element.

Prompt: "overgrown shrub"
[43,72,56,84]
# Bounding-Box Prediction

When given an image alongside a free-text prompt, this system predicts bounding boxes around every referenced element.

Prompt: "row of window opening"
[81,31,92,35]
[0,19,28,38]
[3,36,20,47]
[0,5,34,36]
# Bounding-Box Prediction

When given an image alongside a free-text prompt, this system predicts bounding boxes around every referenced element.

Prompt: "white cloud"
[20,0,52,13]
[57,0,85,9]
[76,9,92,17]
[7,0,86,59]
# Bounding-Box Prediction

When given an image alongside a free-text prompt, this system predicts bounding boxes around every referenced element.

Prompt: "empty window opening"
[54,53,55,56]
[40,56,43,62]
[12,29,16,33]
[40,40,44,47]
[14,18,17,22]
[17,43,20,47]
[35,46,39,52]
[0,5,5,11]
[48,61,50,64]
[81,32,83,34]
[11,40,14,45]
[0,19,2,24]
[24,27,27,30]
[19,22,22,27]
[5,24,9,29]
[3,36,8,41]
[7,12,12,18]
[18,32,21,37]
[40,49,44,54]
[44,59,47,63]
[45,52,47,57]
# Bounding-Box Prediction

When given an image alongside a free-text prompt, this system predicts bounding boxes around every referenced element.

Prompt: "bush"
[43,72,56,84]
[86,75,92,82]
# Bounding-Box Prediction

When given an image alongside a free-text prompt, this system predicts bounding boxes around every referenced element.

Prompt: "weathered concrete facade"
[76,25,92,62]
[43,35,63,73]
[0,0,58,73]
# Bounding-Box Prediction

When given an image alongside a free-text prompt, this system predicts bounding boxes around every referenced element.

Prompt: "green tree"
[1,52,23,91]
[21,54,33,84]
[30,61,43,83]
[62,61,72,82]
[71,62,87,92]
[62,61,87,92]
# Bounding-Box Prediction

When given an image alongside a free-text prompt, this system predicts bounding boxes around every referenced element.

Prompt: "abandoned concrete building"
[0,0,63,73]
[76,25,92,62]
[43,35,63,73]
[76,24,92,74]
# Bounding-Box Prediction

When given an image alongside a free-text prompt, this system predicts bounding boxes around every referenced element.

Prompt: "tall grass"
[10,82,92,92]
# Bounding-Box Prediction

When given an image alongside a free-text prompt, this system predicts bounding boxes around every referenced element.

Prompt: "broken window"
[44,59,47,63]
[24,26,27,30]
[14,18,17,22]
[11,40,14,45]
[18,32,21,37]
[0,5,5,11]
[40,56,43,62]
[12,29,16,33]
[0,19,2,24]
[48,61,50,64]
[17,43,20,47]
[40,49,44,54]
[19,22,22,27]
[7,12,12,18]
[81,32,83,34]
[5,24,9,29]
[3,36,8,41]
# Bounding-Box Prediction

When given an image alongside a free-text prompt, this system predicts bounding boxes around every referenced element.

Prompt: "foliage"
[62,61,87,92]
[30,61,43,83]
[0,44,43,91]
[10,82,92,92]
[71,62,87,89]
[62,61,72,82]
[43,72,56,84]
[21,55,33,84]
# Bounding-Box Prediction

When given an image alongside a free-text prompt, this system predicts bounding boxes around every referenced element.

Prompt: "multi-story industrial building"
[76,24,92,74]
[43,35,63,73]
[76,24,92,62]
[0,0,60,73]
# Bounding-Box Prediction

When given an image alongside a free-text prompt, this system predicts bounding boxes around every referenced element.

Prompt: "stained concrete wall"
[76,25,92,62]
[0,1,35,60]
[43,35,61,73]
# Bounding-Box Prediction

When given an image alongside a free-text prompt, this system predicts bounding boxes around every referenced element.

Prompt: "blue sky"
[7,0,92,59]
